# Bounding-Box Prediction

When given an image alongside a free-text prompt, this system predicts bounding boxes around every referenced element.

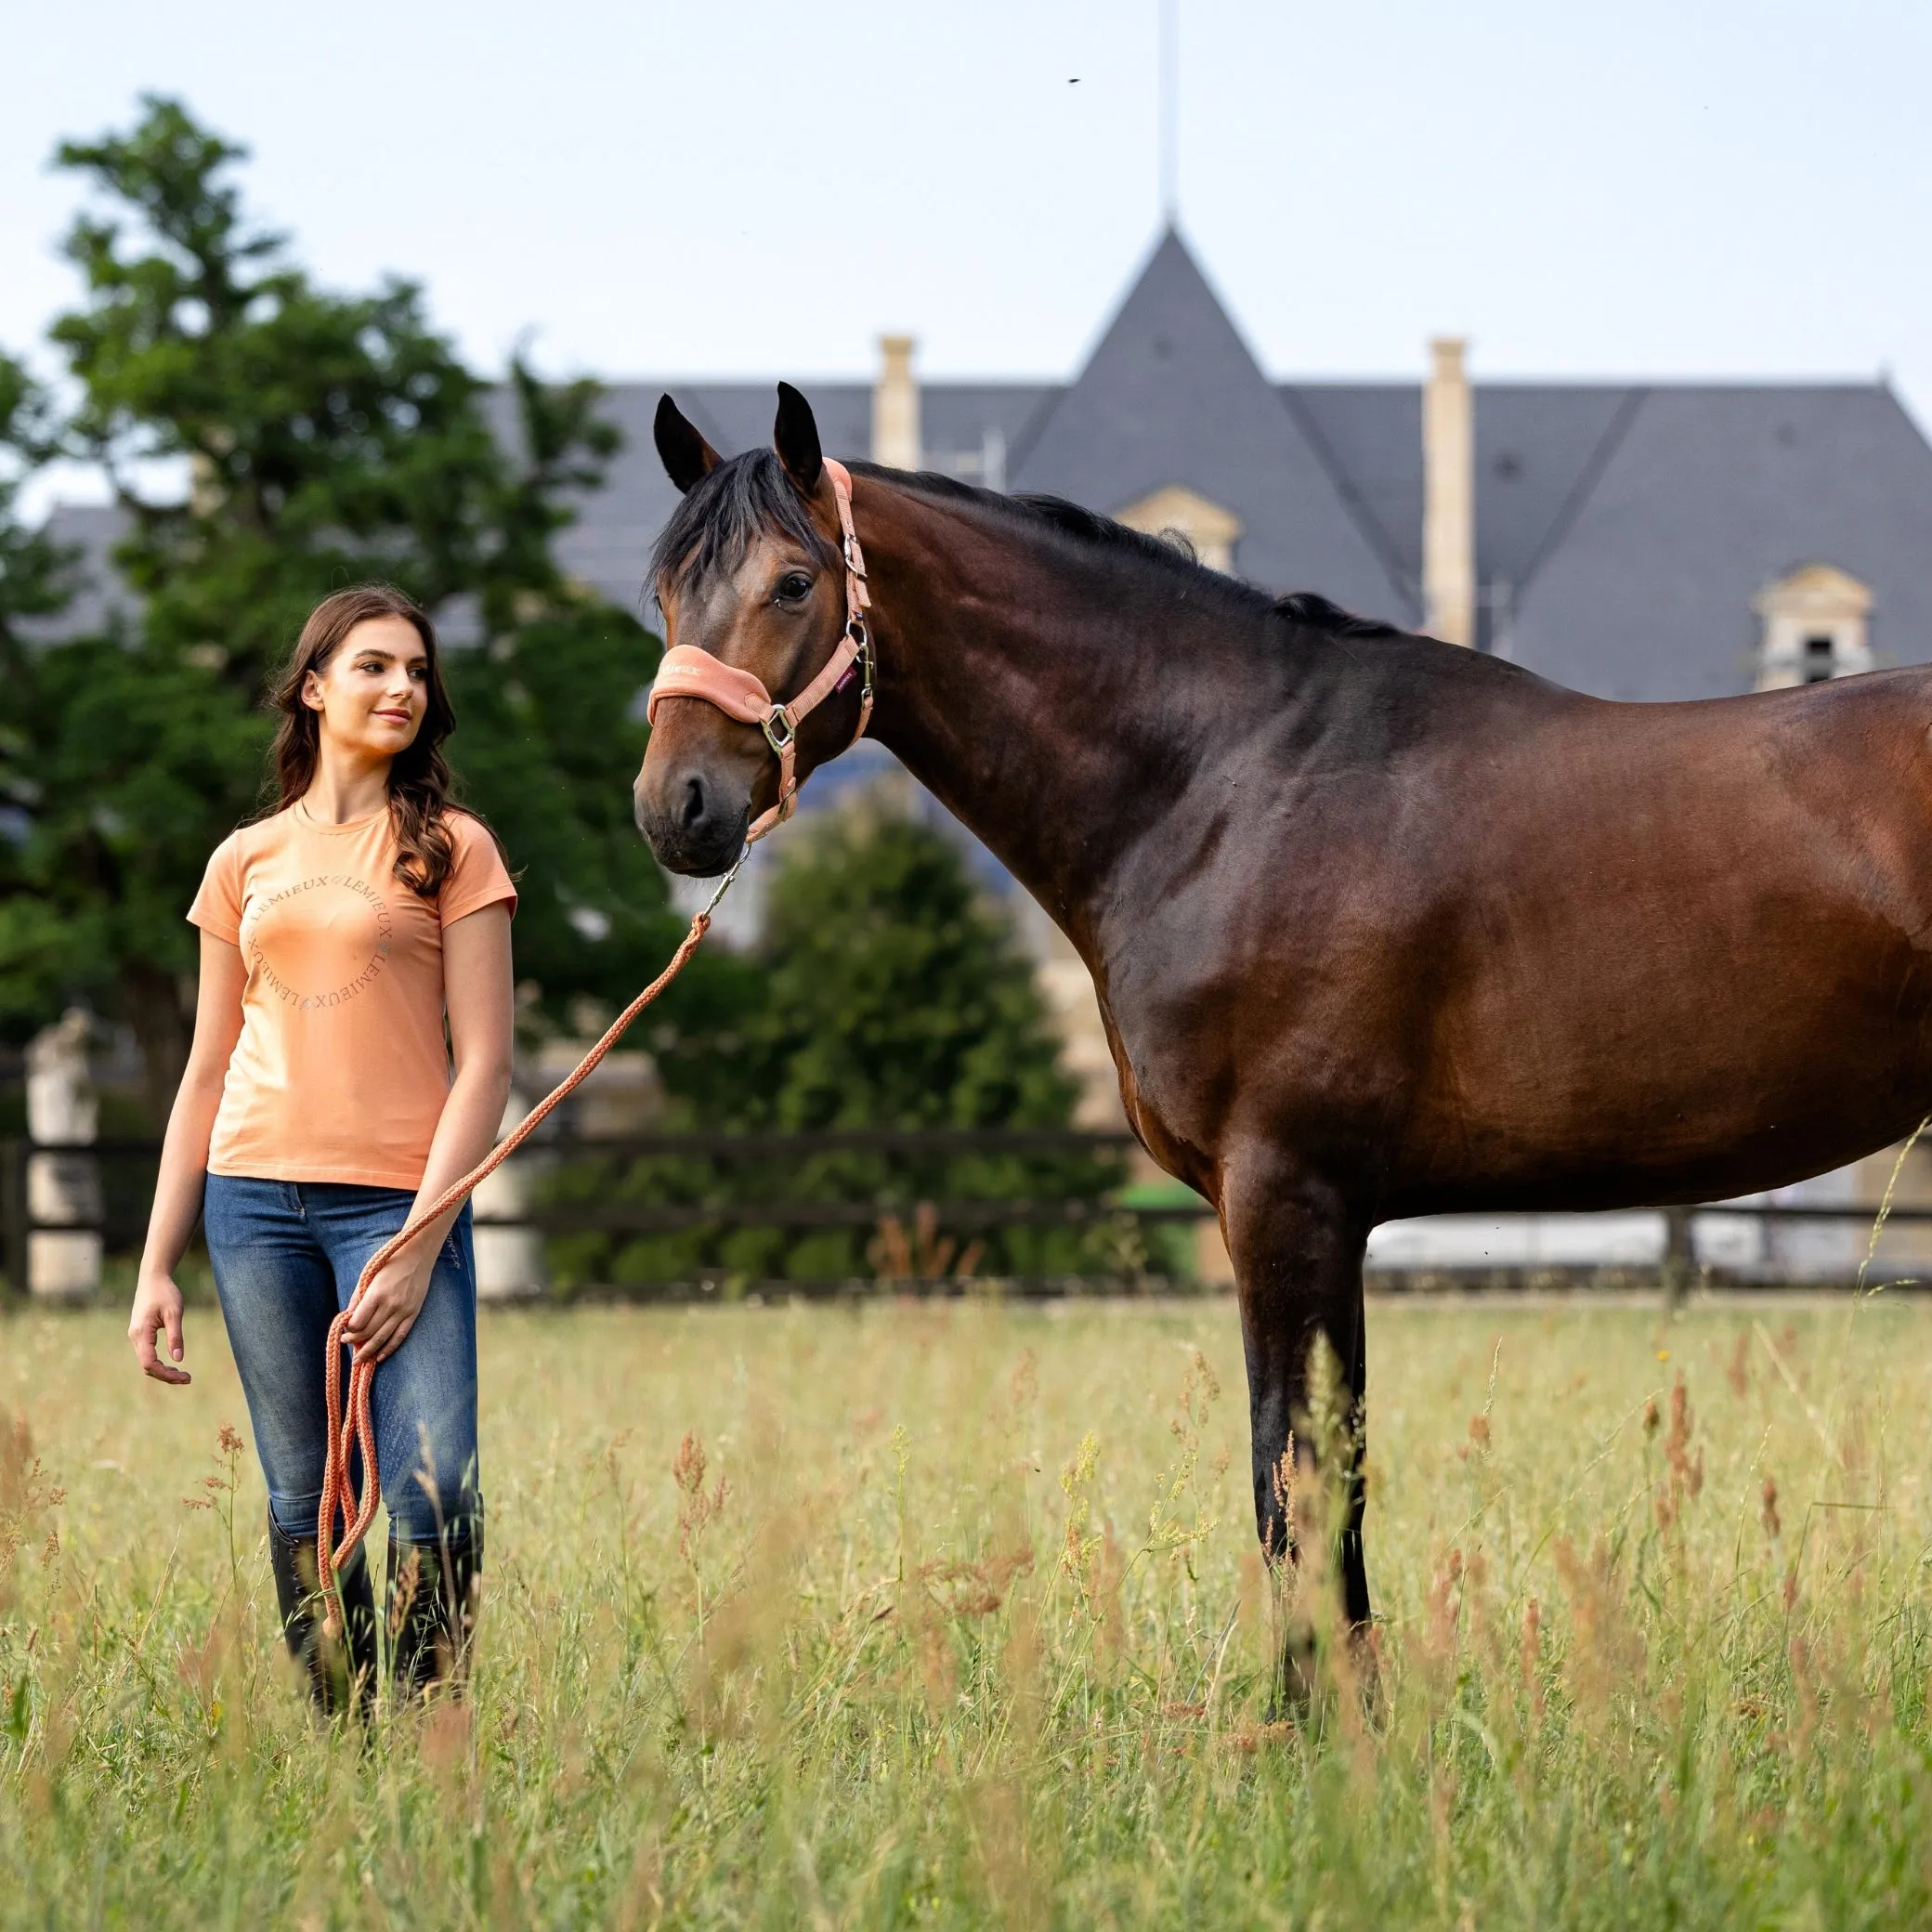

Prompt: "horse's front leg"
[1219,1148,1373,1704]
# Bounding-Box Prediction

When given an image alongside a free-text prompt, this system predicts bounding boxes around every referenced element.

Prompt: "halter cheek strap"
[646,456,875,843]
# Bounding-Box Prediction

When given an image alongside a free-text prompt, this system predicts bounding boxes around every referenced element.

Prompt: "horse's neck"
[857,484,1247,949]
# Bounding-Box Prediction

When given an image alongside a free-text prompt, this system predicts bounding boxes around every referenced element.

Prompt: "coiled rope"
[316,853,745,1630]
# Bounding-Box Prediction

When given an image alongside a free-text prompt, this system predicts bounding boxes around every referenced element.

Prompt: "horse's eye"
[776,572,813,604]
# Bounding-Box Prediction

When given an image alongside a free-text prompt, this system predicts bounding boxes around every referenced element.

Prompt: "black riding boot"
[267,1509,377,1722]
[387,1519,484,1702]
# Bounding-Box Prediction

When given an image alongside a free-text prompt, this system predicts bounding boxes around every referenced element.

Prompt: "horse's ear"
[774,382,824,496]
[654,394,723,494]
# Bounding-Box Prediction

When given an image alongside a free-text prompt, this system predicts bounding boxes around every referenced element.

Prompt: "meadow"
[4,1290,1932,1928]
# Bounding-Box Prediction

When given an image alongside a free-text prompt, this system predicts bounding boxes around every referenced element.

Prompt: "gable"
[1115,484,1244,571]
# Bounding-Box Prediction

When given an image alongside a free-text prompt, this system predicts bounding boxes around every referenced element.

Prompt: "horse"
[634,382,1932,1684]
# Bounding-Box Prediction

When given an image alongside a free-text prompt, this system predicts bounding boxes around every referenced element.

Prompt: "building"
[42,227,1932,1275]
[46,226,1932,730]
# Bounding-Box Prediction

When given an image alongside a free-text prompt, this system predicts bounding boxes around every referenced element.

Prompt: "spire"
[1010,231,1407,616]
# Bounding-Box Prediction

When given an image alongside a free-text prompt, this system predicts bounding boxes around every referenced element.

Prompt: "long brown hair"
[265,584,468,898]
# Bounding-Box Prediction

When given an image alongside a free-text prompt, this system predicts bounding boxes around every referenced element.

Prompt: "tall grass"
[4,1294,1932,1926]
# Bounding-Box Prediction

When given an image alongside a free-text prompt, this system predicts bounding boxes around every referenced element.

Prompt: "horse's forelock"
[648,449,837,610]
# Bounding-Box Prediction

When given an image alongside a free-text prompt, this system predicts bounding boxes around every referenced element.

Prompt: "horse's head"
[634,384,866,876]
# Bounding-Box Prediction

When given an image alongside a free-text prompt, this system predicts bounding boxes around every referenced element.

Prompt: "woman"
[129,584,516,1717]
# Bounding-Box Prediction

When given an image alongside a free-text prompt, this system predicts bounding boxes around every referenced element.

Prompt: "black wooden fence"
[0,1128,1204,1297]
[7,1129,1932,1299]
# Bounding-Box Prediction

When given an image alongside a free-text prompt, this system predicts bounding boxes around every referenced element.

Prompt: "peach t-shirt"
[188,803,517,1187]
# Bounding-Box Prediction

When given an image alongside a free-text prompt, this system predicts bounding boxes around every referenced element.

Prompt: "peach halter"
[645,457,875,842]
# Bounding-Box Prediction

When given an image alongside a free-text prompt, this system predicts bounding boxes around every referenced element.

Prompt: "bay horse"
[636,383,1932,1672]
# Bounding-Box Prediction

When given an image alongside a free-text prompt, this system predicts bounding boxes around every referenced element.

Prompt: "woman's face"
[302,616,430,762]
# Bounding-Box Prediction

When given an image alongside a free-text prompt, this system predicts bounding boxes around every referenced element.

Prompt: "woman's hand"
[341,1241,437,1365]
[129,1272,191,1386]
[337,904,511,1373]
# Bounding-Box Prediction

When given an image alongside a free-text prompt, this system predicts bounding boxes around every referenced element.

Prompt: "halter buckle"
[761,708,797,757]
[852,622,874,706]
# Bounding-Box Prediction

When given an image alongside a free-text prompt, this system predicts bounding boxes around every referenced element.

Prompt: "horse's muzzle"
[633,766,749,878]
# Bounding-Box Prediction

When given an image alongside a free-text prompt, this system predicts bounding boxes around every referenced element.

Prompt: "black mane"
[653,448,1400,641]
[1272,592,1402,640]
[868,467,1401,638]
[868,463,1271,616]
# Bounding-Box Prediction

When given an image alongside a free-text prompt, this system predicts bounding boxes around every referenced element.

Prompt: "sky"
[7,0,1932,510]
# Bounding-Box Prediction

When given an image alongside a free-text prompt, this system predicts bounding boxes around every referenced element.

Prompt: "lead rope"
[315,852,746,1633]
[320,461,875,1634]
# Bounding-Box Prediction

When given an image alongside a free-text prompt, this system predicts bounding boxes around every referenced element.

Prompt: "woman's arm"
[128,933,246,1385]
[342,902,514,1364]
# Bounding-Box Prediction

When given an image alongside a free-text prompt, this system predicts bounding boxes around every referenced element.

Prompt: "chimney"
[1422,336,1475,647]
[871,334,920,472]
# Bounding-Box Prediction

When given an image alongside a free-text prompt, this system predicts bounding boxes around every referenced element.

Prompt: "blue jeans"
[202,1176,481,1547]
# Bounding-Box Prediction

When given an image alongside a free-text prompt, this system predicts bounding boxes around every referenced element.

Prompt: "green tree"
[1,98,698,1121]
[549,801,1129,1288]
[685,803,1080,1133]
[0,357,67,629]
[51,99,502,664]
[0,353,81,1044]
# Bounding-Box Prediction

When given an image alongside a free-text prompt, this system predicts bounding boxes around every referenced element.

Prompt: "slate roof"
[33,226,1932,711]
[1498,385,1932,700]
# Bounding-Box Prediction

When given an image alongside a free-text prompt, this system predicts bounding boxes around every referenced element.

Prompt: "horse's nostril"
[680,775,708,830]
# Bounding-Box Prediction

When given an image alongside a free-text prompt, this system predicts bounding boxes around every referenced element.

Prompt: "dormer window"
[1115,484,1244,574]
[1753,564,1873,690]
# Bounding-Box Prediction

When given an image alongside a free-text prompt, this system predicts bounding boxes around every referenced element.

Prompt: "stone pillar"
[26,1009,101,1303]
[1423,336,1475,647]
[871,335,920,473]
[1029,920,1127,1133]
[982,424,1008,494]
[474,1085,545,1301]
[1194,1217,1236,1287]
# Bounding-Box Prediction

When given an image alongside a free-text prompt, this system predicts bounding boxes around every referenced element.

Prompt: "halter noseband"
[646,456,875,843]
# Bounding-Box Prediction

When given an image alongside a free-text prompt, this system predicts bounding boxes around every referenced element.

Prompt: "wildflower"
[1725,1332,1750,1398]
[1664,1376,1704,1498]
[1423,1547,1464,1672]
[672,1430,727,1561]
[1521,1595,1544,1718]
